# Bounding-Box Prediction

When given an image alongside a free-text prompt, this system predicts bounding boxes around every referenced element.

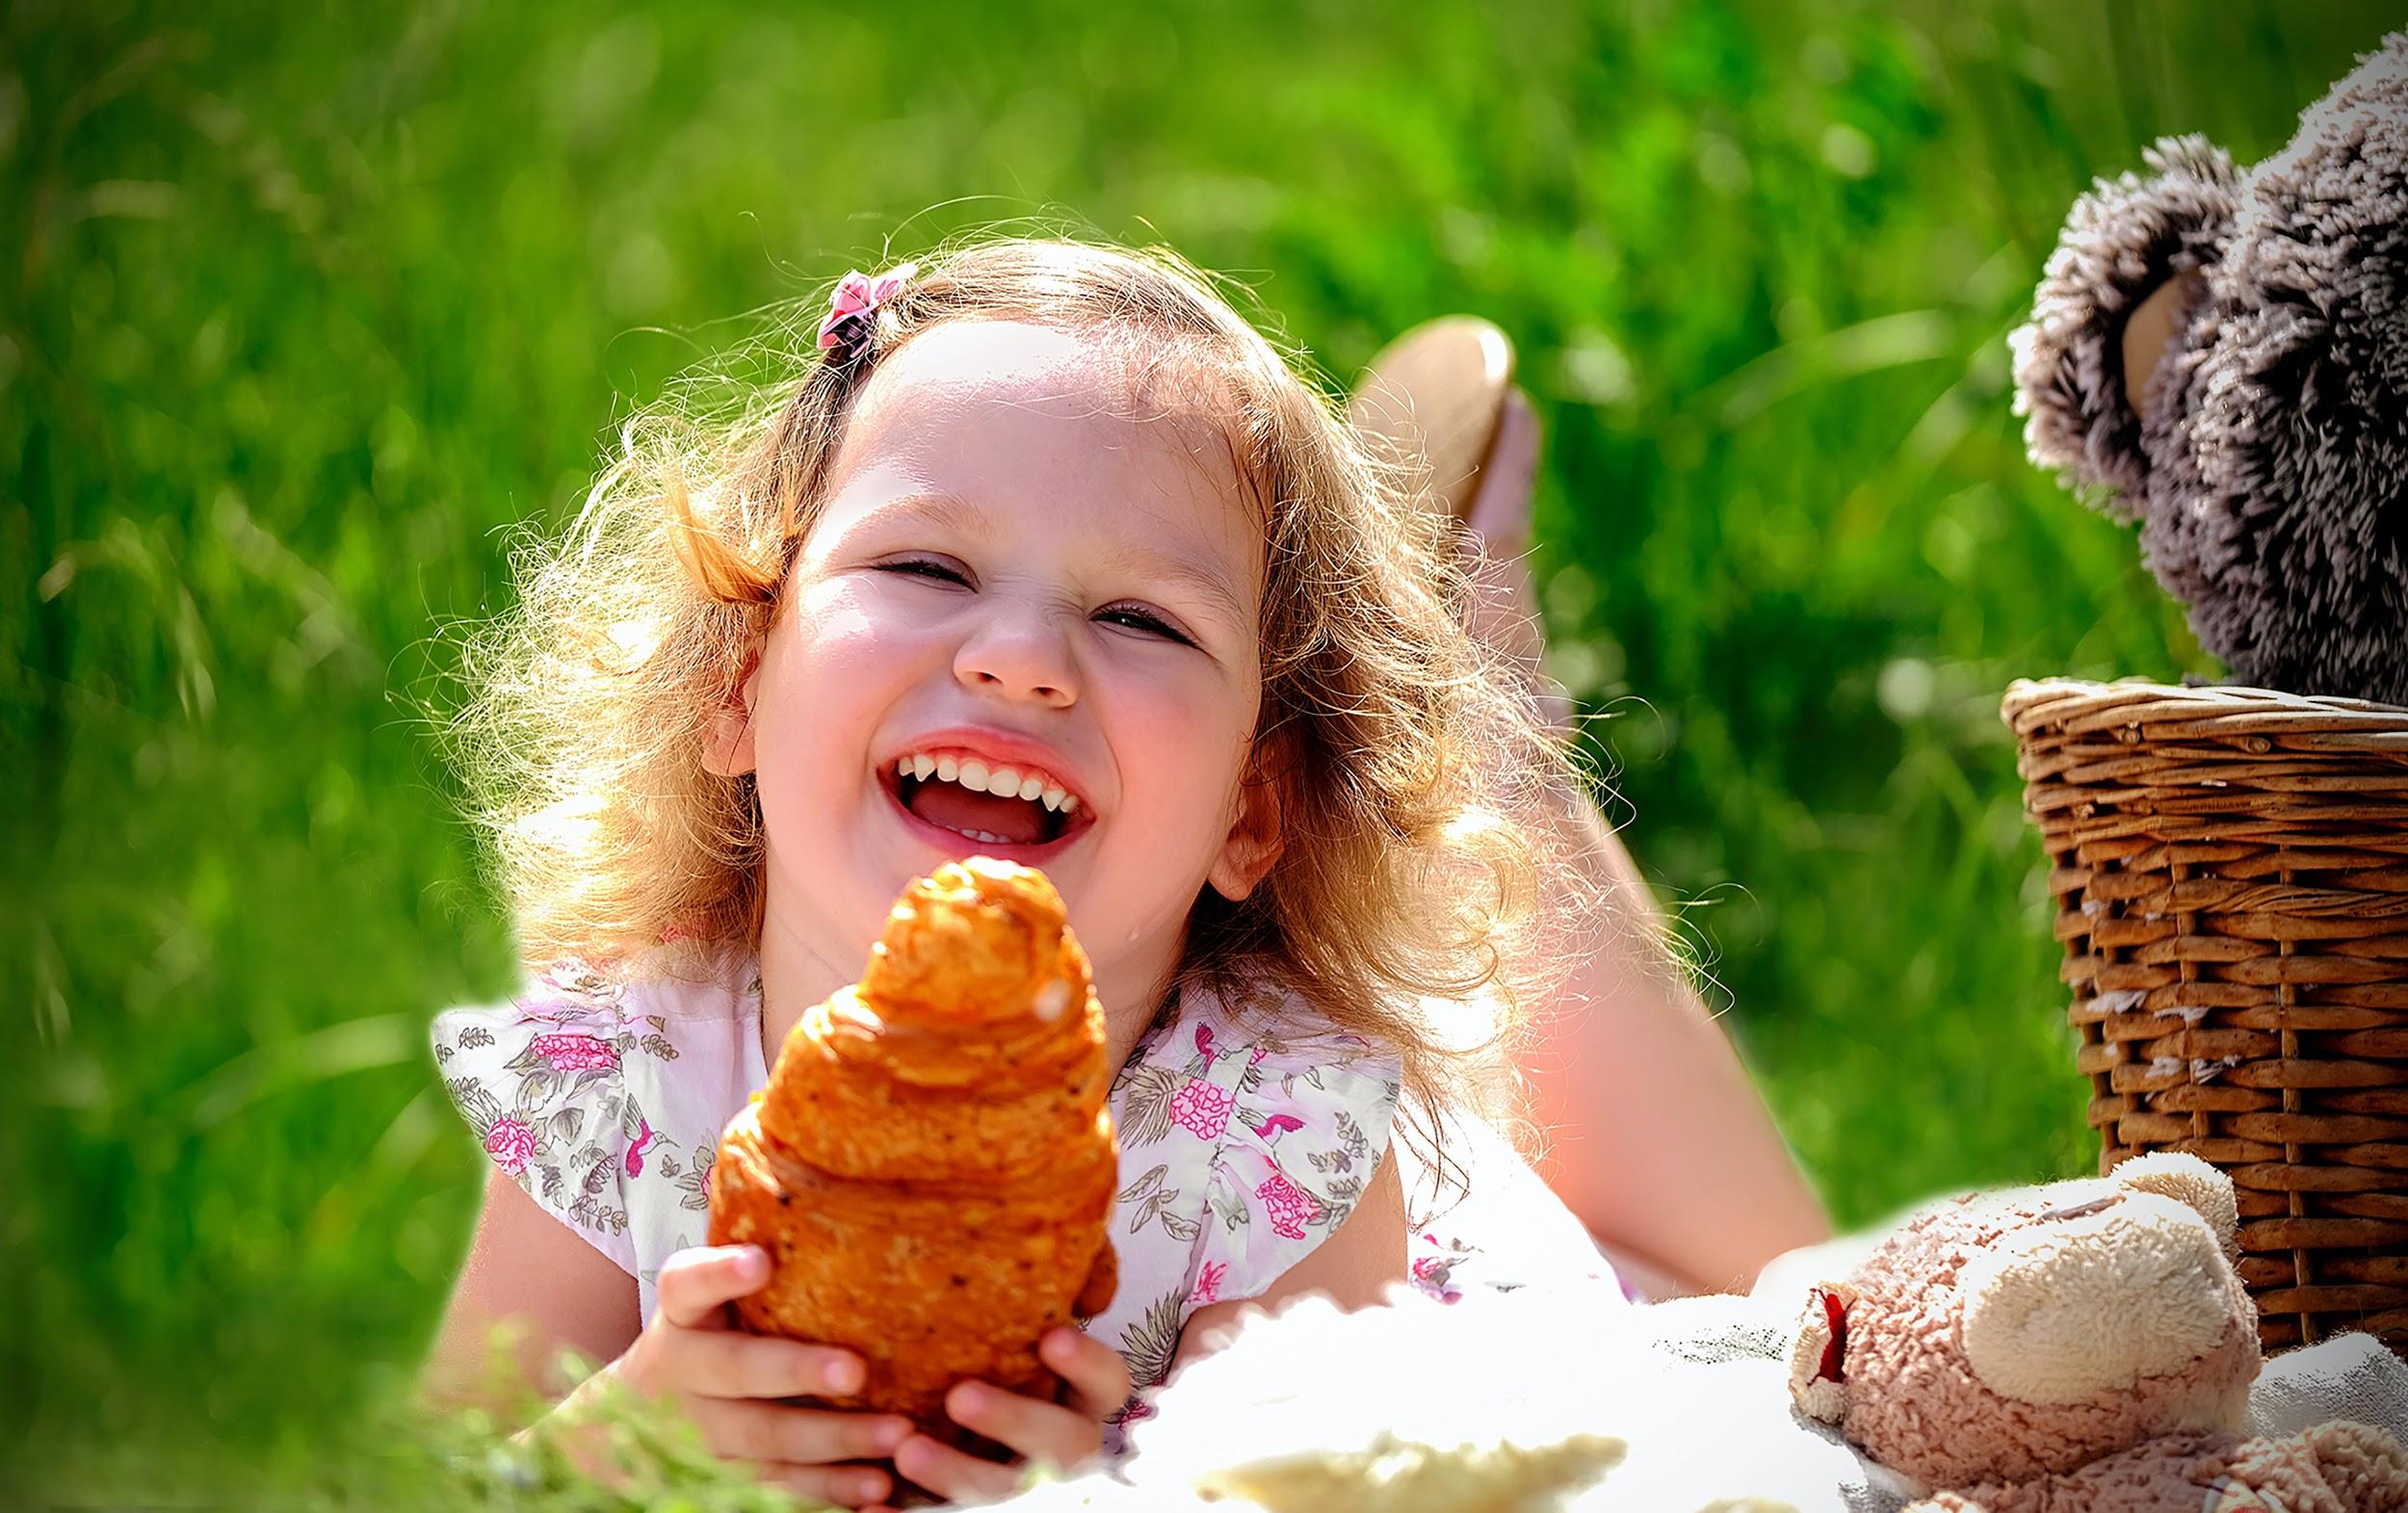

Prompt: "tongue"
[907,780,1051,846]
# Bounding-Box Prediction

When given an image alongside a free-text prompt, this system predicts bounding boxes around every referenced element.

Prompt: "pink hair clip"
[817,261,917,357]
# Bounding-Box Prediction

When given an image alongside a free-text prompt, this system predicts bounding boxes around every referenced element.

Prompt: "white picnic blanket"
[1009,1240,2408,1512]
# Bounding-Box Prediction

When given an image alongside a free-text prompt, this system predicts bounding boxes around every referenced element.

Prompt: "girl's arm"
[1464,395,1828,1296]
[1519,782,1830,1295]
[428,1175,910,1507]
[1172,1141,1410,1370]
[422,1167,643,1407]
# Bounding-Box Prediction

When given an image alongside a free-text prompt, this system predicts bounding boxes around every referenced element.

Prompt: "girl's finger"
[742,1459,893,1509]
[943,1380,1098,1470]
[1038,1328,1133,1421]
[653,1245,769,1330]
[893,1431,1030,1503]
[701,1399,915,1467]
[671,1328,866,1401]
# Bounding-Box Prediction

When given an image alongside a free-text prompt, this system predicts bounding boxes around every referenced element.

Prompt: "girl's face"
[719,320,1278,1025]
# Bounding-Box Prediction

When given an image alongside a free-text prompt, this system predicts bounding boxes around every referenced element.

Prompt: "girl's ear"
[1206,743,1286,903]
[700,657,761,777]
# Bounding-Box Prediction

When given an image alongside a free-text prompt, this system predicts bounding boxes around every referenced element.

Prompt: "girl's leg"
[1464,395,1828,1295]
[1459,393,1572,735]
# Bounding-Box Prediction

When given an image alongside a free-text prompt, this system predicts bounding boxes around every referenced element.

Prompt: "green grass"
[9,0,2400,1497]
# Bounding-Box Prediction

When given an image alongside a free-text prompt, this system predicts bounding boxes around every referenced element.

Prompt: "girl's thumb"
[655,1243,768,1329]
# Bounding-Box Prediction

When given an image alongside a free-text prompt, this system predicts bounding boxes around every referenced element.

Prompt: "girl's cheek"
[789,576,880,642]
[790,581,939,675]
[1103,667,1255,793]
[1096,654,1205,716]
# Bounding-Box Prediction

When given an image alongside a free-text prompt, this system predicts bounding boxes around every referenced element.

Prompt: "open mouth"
[880,750,1092,855]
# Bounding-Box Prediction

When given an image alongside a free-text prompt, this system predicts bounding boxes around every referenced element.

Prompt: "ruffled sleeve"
[1188,1014,1402,1302]
[431,961,649,1275]
[1090,982,1403,1393]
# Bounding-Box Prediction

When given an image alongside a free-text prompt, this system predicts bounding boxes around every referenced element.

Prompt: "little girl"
[426,237,1813,1506]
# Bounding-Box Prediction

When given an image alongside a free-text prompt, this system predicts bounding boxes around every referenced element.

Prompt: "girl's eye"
[877,558,969,586]
[1098,605,1191,644]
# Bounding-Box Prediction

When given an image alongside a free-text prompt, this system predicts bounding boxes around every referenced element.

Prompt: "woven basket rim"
[2003,677,2408,741]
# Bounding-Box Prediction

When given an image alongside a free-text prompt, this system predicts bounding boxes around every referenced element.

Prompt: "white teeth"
[898,750,1080,817]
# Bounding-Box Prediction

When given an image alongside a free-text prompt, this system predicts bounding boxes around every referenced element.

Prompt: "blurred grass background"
[10,0,2403,1495]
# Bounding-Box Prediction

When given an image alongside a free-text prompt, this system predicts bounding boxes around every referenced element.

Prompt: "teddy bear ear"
[2113,1150,2240,1258]
[2008,134,2240,520]
[1787,1283,1856,1425]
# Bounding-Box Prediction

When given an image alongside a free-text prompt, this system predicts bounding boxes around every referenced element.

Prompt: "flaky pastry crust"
[707,859,1120,1436]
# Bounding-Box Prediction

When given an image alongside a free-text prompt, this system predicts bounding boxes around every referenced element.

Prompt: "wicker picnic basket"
[2004,677,2408,1354]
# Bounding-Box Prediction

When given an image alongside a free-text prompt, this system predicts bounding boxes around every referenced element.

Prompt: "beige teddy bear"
[1788,1152,2408,1511]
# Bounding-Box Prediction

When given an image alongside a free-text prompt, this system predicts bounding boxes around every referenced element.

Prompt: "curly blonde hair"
[458,236,1592,1113]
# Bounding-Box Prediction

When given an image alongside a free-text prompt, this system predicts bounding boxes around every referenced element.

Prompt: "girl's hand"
[575,1244,914,1508]
[879,1327,1131,1506]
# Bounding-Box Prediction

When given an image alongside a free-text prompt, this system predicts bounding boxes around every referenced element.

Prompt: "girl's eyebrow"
[874,490,998,540]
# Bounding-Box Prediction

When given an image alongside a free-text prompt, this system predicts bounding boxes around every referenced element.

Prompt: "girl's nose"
[954,603,1078,709]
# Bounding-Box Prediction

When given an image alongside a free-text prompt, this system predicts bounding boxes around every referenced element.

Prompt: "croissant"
[707,859,1120,1436]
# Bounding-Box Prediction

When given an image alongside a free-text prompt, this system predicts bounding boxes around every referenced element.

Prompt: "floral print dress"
[433,955,1611,1422]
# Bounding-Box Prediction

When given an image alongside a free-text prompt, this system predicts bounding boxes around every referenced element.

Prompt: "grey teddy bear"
[2011,32,2408,706]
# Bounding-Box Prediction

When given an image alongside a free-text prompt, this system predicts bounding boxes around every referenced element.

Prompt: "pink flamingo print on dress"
[1250,1112,1305,1143]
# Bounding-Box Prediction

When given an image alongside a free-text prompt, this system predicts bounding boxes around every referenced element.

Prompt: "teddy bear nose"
[1957,1196,2236,1404]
